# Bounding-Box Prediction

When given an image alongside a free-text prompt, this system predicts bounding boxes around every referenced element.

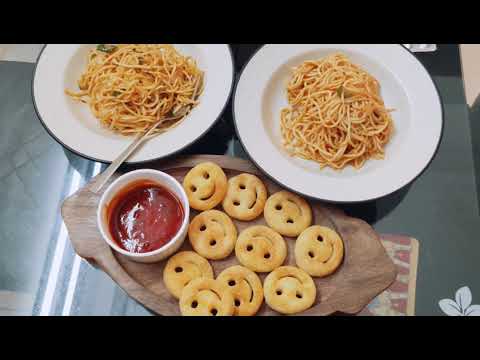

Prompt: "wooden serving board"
[62,155,397,316]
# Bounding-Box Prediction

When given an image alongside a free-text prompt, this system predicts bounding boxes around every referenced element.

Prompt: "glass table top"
[0,44,478,316]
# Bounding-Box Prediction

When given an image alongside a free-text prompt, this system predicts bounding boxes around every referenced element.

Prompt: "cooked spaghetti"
[66,44,203,136]
[280,53,394,170]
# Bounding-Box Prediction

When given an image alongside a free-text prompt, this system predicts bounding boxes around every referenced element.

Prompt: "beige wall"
[460,44,480,107]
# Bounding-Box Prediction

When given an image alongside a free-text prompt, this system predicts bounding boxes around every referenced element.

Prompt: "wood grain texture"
[62,155,397,316]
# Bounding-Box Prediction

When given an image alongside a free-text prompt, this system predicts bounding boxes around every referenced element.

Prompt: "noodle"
[280,53,394,170]
[65,44,203,136]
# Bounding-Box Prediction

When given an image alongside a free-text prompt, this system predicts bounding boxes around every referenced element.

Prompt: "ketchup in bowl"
[106,180,184,253]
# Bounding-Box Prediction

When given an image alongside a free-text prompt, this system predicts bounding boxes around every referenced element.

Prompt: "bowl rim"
[96,169,190,258]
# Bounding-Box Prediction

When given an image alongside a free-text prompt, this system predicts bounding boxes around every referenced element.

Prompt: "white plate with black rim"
[233,44,443,203]
[33,44,234,164]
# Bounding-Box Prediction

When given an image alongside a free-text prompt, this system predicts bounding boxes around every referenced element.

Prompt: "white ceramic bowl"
[97,169,190,263]
[33,44,234,163]
[234,44,443,203]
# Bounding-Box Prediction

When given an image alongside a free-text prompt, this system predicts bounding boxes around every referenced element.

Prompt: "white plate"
[33,44,234,163]
[233,44,443,203]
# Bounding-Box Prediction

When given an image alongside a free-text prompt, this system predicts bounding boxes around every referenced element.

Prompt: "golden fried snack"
[222,173,268,221]
[217,265,263,316]
[295,226,344,277]
[163,251,214,299]
[188,210,237,260]
[183,162,228,211]
[179,278,234,316]
[235,225,287,273]
[263,266,316,314]
[264,190,312,237]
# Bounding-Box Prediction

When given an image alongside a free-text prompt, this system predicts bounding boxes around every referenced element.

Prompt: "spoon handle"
[88,73,202,194]
[88,113,184,194]
[88,133,146,194]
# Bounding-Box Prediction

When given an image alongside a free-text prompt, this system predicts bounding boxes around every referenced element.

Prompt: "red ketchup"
[107,180,184,253]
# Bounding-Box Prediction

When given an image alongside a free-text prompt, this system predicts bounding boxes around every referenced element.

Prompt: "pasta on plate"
[66,44,204,136]
[280,53,394,170]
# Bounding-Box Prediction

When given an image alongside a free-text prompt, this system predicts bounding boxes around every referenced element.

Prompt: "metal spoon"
[88,110,187,194]
[88,73,203,194]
